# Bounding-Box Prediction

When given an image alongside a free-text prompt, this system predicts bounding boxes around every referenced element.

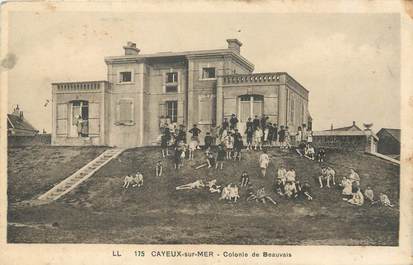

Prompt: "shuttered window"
[116,99,134,125]
[56,103,68,135]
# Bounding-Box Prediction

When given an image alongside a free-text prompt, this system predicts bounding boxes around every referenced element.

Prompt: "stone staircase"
[37,148,125,202]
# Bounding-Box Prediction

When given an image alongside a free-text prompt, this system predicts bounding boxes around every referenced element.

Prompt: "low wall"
[8,134,51,147]
[311,135,368,152]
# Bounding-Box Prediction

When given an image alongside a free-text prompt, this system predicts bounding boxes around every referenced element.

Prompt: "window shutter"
[159,103,166,118]
[56,103,68,135]
[88,103,100,135]
[117,99,134,124]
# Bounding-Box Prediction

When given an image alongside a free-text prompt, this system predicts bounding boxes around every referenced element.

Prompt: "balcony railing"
[222,73,282,85]
[54,81,108,92]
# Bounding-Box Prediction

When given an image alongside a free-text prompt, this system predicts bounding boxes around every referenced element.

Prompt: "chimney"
[226,39,242,54]
[331,124,334,131]
[12,105,21,116]
[352,121,356,126]
[123,41,140,56]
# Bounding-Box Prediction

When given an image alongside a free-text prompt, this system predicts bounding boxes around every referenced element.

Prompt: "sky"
[6,11,400,133]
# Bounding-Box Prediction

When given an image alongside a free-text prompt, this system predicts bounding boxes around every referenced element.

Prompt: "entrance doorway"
[69,100,89,137]
[238,95,264,132]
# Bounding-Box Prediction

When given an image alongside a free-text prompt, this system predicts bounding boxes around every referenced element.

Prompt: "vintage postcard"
[0,0,412,264]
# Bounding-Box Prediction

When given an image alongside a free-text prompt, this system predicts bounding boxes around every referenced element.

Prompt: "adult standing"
[252,115,260,130]
[189,124,201,148]
[278,126,286,149]
[229,114,239,130]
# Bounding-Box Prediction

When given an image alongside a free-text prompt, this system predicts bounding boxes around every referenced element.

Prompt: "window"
[165,72,178,93]
[202,67,216,79]
[166,101,178,123]
[119,71,132,83]
[166,72,178,83]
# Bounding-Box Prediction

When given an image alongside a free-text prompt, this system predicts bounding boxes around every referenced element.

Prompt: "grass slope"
[7,146,107,202]
[8,147,399,245]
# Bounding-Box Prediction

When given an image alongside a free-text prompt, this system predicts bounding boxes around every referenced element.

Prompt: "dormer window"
[165,72,178,93]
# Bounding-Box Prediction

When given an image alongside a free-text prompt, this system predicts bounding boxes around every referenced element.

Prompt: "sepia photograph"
[1,0,412,264]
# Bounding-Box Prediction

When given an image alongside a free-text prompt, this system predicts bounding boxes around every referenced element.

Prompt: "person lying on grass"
[206,179,221,193]
[344,188,364,206]
[219,183,240,202]
[247,186,277,205]
[175,179,205,190]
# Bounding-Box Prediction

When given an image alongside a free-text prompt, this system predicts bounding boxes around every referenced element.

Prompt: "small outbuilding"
[376,128,400,159]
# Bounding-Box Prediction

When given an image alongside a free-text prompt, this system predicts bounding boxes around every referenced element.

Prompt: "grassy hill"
[8,146,399,245]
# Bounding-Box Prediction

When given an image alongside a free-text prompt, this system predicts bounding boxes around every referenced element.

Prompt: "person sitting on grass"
[317,148,326,162]
[340,176,353,199]
[345,188,364,206]
[220,183,240,202]
[276,166,287,185]
[273,178,285,196]
[206,150,216,169]
[304,144,316,160]
[295,141,307,157]
[364,186,374,203]
[285,168,296,183]
[215,144,225,170]
[176,179,205,190]
[247,186,277,205]
[296,181,313,200]
[284,181,297,199]
[379,193,394,207]
[348,168,360,183]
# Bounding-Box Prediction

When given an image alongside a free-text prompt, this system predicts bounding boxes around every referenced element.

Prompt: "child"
[204,132,213,150]
[206,150,216,168]
[273,178,284,196]
[379,193,394,207]
[284,181,297,198]
[240,171,250,187]
[277,166,287,185]
[259,150,270,177]
[233,130,243,161]
[346,188,364,206]
[155,161,163,177]
[254,127,263,150]
[161,134,169,158]
[297,181,313,200]
[245,125,254,151]
[364,186,374,203]
[317,148,326,162]
[188,139,197,160]
[215,144,225,170]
